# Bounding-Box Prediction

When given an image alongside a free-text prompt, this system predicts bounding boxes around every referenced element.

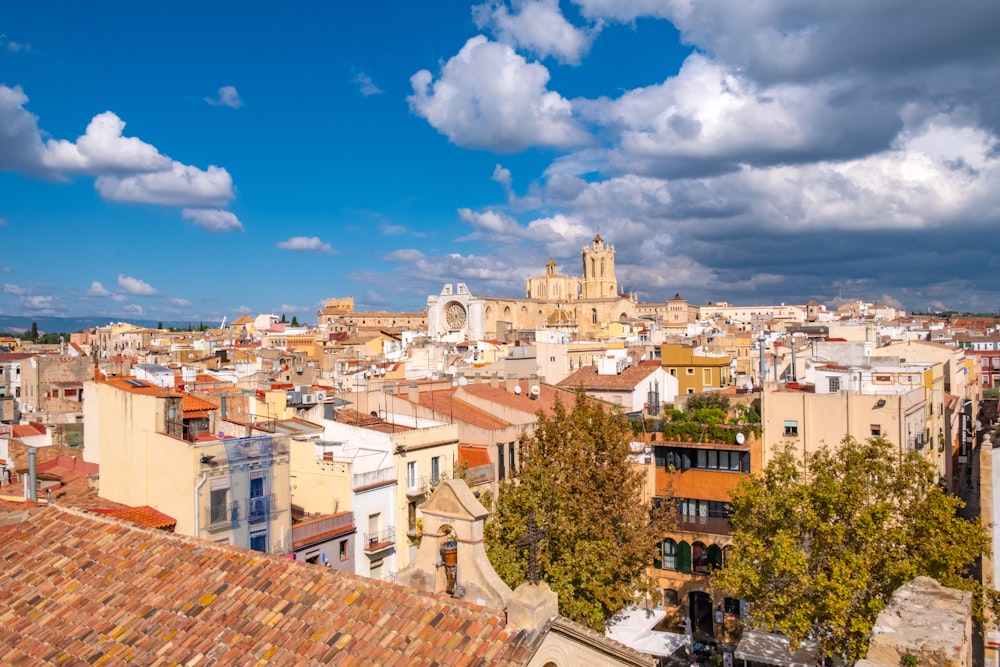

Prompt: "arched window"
[600,258,605,277]
[662,539,677,570]
[590,257,595,277]
[591,309,598,325]
[677,541,692,574]
[707,544,723,570]
[692,541,709,575]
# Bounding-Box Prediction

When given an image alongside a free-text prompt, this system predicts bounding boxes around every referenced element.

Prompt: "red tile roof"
[556,360,661,391]
[87,505,177,530]
[0,506,539,665]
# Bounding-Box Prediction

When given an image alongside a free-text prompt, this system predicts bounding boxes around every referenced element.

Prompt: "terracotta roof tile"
[556,360,661,391]
[0,507,539,665]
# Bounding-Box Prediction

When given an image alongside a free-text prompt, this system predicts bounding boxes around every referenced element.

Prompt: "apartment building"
[660,343,733,395]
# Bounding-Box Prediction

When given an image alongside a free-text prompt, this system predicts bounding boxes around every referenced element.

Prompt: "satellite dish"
[514,385,522,395]
[458,376,468,386]
[736,432,746,445]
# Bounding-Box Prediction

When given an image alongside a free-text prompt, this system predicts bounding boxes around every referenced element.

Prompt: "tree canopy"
[712,436,991,662]
[484,390,672,631]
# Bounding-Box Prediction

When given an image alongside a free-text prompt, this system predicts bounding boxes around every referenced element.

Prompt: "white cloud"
[123,303,144,316]
[117,274,158,296]
[97,162,235,208]
[2,283,27,295]
[23,295,54,311]
[473,0,598,65]
[168,297,191,307]
[409,36,587,152]
[0,84,240,221]
[43,112,172,174]
[492,164,512,187]
[182,208,244,232]
[87,281,111,297]
[0,266,11,274]
[277,236,334,253]
[205,86,243,108]
[354,72,383,97]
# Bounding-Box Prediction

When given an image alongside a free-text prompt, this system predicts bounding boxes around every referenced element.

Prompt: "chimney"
[490,372,499,389]
[27,447,37,503]
[506,373,518,392]
[408,382,419,402]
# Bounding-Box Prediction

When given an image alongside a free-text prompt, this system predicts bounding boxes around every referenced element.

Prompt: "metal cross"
[516,512,548,585]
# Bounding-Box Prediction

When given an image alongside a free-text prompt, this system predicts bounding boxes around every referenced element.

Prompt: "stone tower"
[581,234,617,300]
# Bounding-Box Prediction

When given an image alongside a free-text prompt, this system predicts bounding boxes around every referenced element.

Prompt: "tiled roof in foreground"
[0,506,538,666]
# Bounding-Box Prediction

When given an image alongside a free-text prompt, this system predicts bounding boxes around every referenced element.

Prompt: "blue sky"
[3,1,1000,323]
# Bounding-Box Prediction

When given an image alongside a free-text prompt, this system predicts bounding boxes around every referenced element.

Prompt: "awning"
[734,631,819,667]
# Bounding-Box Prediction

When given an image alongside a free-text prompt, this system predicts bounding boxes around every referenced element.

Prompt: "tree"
[281,313,287,323]
[484,390,673,631]
[290,315,299,327]
[29,321,38,342]
[157,322,163,330]
[712,436,991,662]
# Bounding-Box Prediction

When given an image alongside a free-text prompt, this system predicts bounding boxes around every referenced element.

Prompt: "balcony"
[248,494,278,523]
[205,501,241,533]
[406,476,429,499]
[677,515,731,536]
[363,526,396,554]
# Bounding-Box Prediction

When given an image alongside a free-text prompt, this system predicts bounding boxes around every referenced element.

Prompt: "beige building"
[83,376,292,553]
[427,235,637,342]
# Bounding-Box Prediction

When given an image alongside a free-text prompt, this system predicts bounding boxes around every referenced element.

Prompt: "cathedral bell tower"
[580,233,617,299]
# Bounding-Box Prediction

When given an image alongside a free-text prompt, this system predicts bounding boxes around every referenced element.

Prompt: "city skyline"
[2,1,1000,321]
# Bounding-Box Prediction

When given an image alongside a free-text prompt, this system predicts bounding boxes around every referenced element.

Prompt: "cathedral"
[427,234,637,341]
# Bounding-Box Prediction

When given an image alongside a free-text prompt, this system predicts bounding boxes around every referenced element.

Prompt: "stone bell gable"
[396,478,514,611]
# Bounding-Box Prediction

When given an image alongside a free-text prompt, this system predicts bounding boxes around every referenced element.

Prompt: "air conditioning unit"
[285,391,296,403]
[302,394,317,405]
[295,367,303,374]
[314,390,327,401]
[250,497,267,518]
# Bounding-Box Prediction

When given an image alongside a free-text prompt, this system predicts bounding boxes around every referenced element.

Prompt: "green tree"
[686,393,730,413]
[291,315,299,327]
[29,321,38,342]
[713,436,991,662]
[157,321,163,330]
[281,313,287,323]
[485,390,673,631]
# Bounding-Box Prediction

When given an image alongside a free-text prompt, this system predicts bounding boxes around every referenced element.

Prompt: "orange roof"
[458,444,492,468]
[0,506,541,665]
[182,393,217,413]
[88,505,176,530]
[11,422,46,438]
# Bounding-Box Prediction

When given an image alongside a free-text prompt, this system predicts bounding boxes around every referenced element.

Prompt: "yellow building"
[83,376,292,553]
[660,344,733,396]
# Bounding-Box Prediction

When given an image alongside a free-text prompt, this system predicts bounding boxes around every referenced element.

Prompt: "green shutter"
[677,541,692,574]
[654,540,663,569]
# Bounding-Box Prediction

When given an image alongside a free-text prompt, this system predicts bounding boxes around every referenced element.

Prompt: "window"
[497,443,506,481]
[676,541,692,574]
[210,487,228,525]
[784,420,799,436]
[549,356,556,363]
[828,376,841,392]
[870,424,881,437]
[431,457,440,484]
[368,513,380,546]
[703,368,711,385]
[686,368,695,375]
[663,589,679,606]
[407,461,417,489]
[339,539,348,560]
[662,539,677,570]
[724,597,741,616]
[692,542,709,574]
[509,441,516,475]
[250,532,267,553]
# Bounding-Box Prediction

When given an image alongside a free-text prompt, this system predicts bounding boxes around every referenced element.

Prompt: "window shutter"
[677,541,692,574]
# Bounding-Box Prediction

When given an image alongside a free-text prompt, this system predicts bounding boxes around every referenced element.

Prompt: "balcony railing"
[363,526,396,553]
[206,501,241,532]
[406,476,429,498]
[677,515,731,536]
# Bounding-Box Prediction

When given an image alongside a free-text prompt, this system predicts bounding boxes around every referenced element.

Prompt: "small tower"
[581,233,617,299]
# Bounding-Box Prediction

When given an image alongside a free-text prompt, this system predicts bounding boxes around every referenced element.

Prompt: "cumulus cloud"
[0,266,11,273]
[43,112,172,174]
[472,0,598,65]
[2,283,27,295]
[117,274,158,296]
[87,281,111,297]
[168,297,191,307]
[123,303,144,316]
[354,72,383,97]
[182,208,244,232]
[205,85,243,108]
[277,236,334,253]
[0,84,239,225]
[409,36,588,151]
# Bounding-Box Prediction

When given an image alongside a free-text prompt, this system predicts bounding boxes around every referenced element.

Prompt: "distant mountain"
[0,315,193,336]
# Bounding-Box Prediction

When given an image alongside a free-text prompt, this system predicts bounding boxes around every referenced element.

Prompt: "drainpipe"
[194,473,208,538]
